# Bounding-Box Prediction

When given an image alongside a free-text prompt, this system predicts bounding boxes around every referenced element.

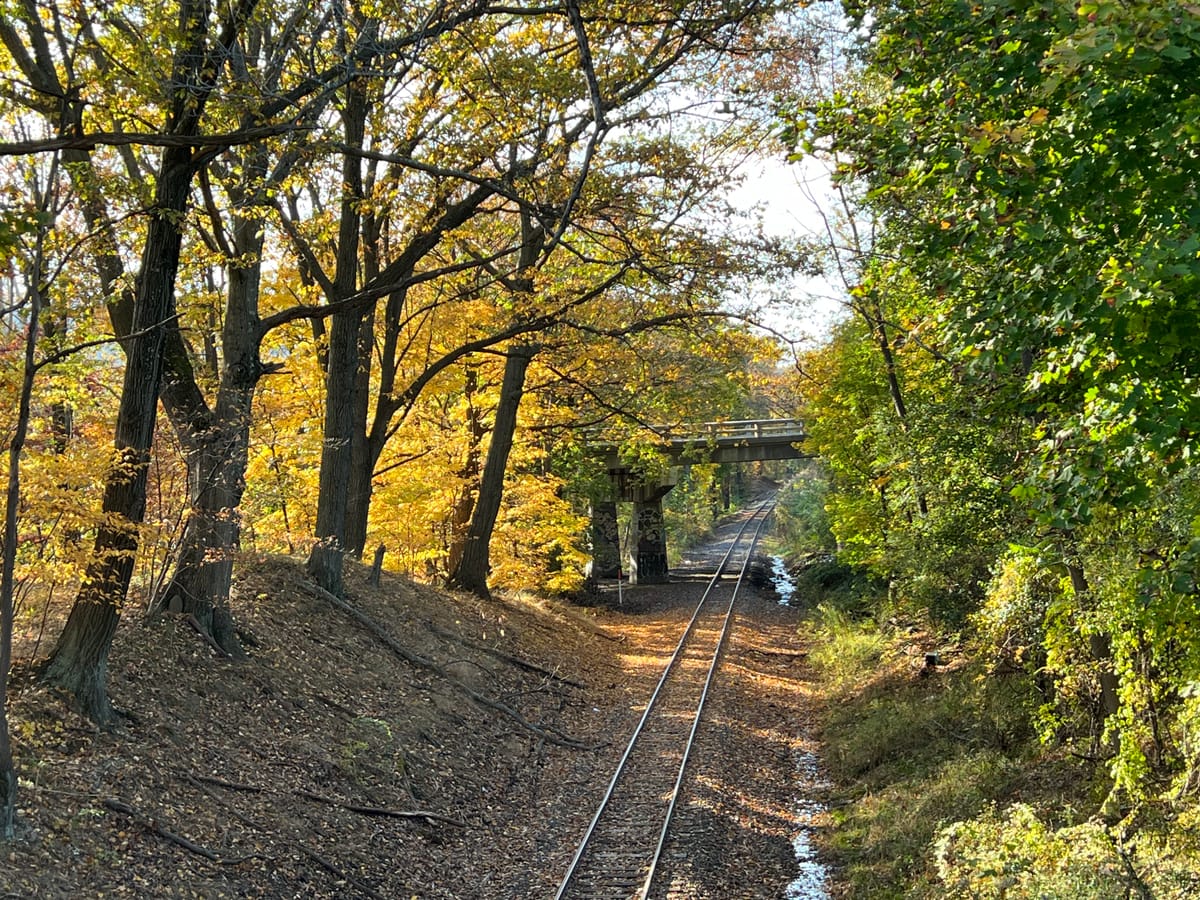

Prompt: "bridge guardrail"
[582,419,805,443]
[672,419,805,441]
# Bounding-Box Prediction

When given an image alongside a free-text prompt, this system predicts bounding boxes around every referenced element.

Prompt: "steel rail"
[554,499,774,900]
[639,500,775,899]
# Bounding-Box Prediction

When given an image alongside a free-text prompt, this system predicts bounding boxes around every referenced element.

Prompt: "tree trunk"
[307,312,365,596]
[154,440,244,656]
[449,346,534,598]
[42,144,194,724]
[1067,561,1120,725]
[445,365,485,578]
[157,437,251,658]
[863,294,929,518]
[346,181,505,553]
[346,287,408,557]
[344,307,377,560]
[307,80,367,597]
[1,240,45,839]
[36,0,260,672]
[343,199,384,562]
[152,215,264,657]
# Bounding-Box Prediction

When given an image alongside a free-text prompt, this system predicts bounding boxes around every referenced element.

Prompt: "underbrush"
[808,608,1200,898]
[785,554,880,618]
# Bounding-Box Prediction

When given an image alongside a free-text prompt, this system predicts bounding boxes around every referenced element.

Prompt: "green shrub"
[775,470,836,556]
[931,802,1200,899]
[790,555,879,614]
[935,804,1117,898]
[973,549,1059,674]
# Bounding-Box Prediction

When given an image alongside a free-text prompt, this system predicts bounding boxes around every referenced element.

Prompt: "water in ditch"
[784,749,832,900]
[770,554,796,606]
[770,554,833,899]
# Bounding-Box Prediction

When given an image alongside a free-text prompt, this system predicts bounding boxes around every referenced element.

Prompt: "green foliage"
[935,804,1133,899]
[792,0,1200,852]
[935,802,1200,899]
[0,208,48,255]
[662,464,721,559]
[814,0,1200,527]
[773,467,835,556]
[805,603,1200,897]
[797,289,1022,624]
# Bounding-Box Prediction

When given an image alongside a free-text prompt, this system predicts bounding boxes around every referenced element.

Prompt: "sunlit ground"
[599,576,832,898]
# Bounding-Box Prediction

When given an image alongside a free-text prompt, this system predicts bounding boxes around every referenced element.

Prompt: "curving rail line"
[555,499,776,900]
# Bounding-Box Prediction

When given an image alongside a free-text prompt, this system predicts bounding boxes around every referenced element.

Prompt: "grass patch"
[807,611,1101,897]
[808,610,1200,897]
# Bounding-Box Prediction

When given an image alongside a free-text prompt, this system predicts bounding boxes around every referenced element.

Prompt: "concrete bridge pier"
[630,487,672,585]
[586,418,809,586]
[589,500,621,579]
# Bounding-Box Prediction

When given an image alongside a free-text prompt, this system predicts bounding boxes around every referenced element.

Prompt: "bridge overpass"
[590,419,811,584]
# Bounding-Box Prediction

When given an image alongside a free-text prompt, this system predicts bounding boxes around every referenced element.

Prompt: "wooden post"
[370,545,385,587]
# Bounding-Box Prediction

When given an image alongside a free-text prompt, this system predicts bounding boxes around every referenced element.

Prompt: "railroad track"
[554,499,776,900]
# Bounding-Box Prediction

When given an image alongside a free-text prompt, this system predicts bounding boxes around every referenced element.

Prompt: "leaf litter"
[2,551,823,897]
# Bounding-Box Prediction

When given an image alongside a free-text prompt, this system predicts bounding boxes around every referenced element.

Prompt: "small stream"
[770,555,796,606]
[770,555,833,900]
[784,750,832,900]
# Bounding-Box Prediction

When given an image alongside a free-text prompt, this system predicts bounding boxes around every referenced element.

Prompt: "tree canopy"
[0,0,814,833]
[786,0,1200,890]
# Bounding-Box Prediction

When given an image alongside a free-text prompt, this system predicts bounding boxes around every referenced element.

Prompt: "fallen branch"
[496,597,624,643]
[297,579,439,669]
[297,579,603,751]
[546,609,624,643]
[182,775,384,899]
[102,798,220,862]
[427,622,586,689]
[292,789,466,827]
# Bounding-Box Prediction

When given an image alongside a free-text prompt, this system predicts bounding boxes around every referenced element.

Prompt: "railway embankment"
[4,510,831,898]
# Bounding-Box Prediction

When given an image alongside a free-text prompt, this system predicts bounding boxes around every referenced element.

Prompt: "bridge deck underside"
[604,437,811,473]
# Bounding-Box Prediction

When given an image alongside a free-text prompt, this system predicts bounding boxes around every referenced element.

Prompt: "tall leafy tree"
[300,0,797,595]
[36,0,265,724]
[0,185,60,838]
[802,0,1200,790]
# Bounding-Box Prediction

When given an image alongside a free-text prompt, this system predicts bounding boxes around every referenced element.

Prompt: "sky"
[729,153,848,349]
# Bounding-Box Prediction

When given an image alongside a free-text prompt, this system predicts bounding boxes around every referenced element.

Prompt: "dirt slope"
[2,551,819,898]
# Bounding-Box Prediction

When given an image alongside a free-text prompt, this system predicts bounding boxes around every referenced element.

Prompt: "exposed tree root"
[297,579,604,751]
[292,788,466,827]
[102,798,236,863]
[183,613,233,659]
[300,845,386,900]
[183,775,386,900]
[426,621,586,689]
[188,774,458,824]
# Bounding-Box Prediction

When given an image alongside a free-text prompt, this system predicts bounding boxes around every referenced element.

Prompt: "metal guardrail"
[581,419,806,446]
[661,418,806,442]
